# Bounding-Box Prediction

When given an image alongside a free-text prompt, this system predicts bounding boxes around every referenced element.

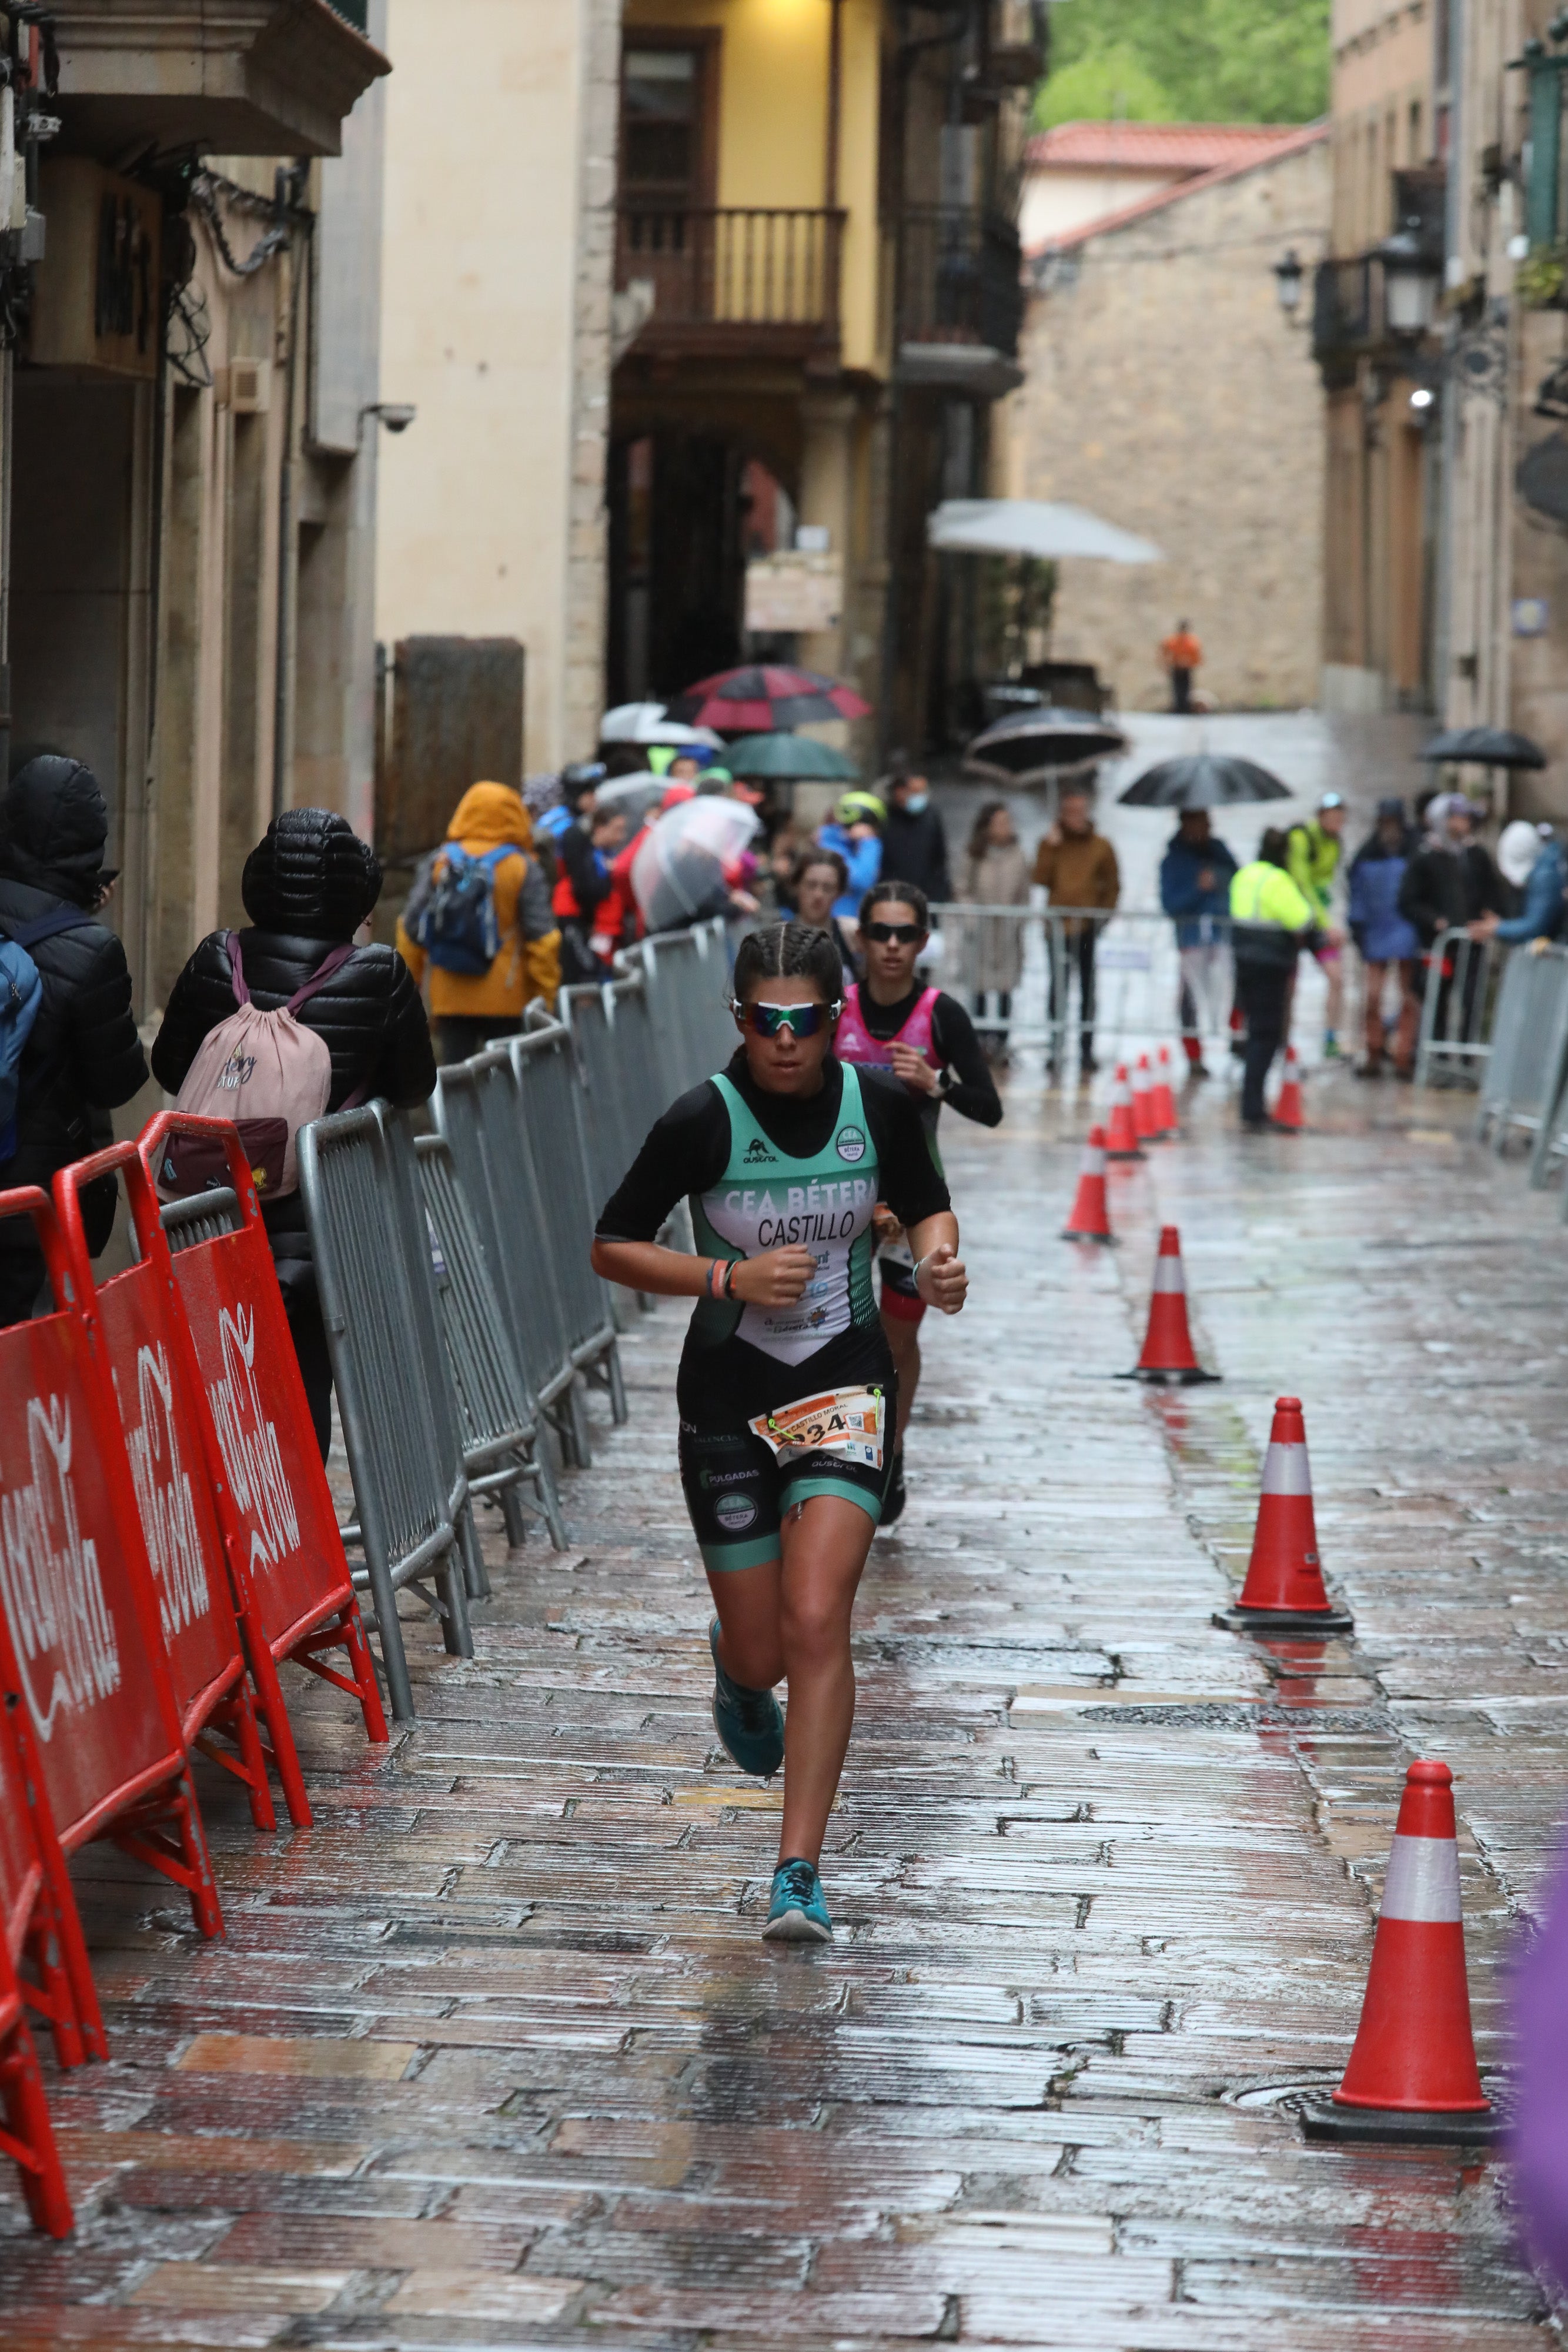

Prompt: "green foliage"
[1036,0,1329,129]
[1517,245,1568,310]
[1036,47,1177,131]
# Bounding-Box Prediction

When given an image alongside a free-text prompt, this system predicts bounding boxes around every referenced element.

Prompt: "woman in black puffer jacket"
[153,807,436,1455]
[0,756,149,1327]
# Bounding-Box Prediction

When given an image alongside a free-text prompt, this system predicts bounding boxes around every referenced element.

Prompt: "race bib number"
[747,1385,885,1472]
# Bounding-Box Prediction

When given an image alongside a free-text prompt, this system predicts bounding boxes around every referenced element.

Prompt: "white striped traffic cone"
[1104,1064,1144,1160]
[1302,1760,1493,2146]
[1119,1226,1219,1385]
[1215,1397,1353,1635]
[1061,1126,1114,1243]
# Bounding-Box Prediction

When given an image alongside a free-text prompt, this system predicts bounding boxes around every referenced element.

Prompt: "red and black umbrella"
[669,664,872,733]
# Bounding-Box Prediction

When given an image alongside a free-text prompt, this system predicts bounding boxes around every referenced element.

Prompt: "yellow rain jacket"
[396,782,561,1015]
[1229,858,1319,965]
[1285,818,1341,921]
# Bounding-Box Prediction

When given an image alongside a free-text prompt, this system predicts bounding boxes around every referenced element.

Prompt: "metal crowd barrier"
[1525,956,1568,1205]
[560,979,645,1220]
[160,1188,242,1252]
[506,1021,626,1420]
[931,903,1234,1067]
[434,1044,600,1466]
[415,1133,568,1552]
[1413,927,1502,1090]
[297,1102,475,1724]
[634,917,735,1097]
[1473,944,1568,1149]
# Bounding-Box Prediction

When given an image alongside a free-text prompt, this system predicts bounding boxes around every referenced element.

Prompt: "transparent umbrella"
[593,771,668,827]
[631,798,760,933]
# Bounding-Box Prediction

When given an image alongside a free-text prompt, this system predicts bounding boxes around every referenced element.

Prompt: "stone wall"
[1009,138,1330,713]
[561,0,620,763]
[377,0,619,774]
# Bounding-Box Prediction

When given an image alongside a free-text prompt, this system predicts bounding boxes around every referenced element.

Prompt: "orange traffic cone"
[1061,1126,1114,1244]
[1131,1054,1158,1141]
[1274,1045,1305,1131]
[1302,1760,1493,2146]
[1104,1064,1145,1160]
[1151,1047,1179,1138]
[1119,1226,1219,1384]
[1215,1397,1352,1633]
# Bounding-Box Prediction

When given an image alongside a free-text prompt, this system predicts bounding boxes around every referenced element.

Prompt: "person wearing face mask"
[879,759,951,907]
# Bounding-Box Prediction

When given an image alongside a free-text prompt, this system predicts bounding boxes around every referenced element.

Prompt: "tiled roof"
[1027,120,1329,256]
[1025,121,1318,174]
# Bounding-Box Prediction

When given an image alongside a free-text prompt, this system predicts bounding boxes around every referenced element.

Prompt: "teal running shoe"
[763,1856,833,1944]
[710,1619,783,1778]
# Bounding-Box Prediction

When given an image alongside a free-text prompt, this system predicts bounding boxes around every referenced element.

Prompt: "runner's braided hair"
[733,920,844,1005]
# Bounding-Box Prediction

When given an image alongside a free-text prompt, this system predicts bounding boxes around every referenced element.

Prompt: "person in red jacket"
[596,782,697,958]
[553,801,628,980]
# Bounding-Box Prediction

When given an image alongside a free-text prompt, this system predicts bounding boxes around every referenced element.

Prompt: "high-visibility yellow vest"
[1230,860,1316,932]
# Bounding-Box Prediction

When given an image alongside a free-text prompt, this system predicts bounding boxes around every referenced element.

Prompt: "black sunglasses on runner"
[730,998,843,1040]
[862,921,925,946]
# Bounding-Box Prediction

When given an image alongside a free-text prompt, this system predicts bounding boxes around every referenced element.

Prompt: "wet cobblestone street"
[5,1034,1566,2347]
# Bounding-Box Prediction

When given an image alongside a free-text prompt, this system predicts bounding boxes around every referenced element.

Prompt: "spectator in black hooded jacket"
[880,760,952,906]
[0,754,148,1327]
[153,807,436,1456]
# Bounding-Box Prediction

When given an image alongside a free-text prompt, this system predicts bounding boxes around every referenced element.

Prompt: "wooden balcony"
[615,206,844,363]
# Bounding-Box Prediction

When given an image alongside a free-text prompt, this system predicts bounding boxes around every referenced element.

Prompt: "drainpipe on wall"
[1432,0,1463,724]
[272,165,310,821]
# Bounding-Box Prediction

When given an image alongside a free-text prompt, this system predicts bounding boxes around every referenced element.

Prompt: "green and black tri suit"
[596,1050,951,1569]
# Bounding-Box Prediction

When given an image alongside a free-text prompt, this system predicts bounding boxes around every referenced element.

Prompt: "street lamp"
[1273,247,1305,319]
[1378,224,1441,339]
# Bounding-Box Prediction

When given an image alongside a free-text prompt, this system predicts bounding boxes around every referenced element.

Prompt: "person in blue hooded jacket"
[1470,821,1566,951]
[817,791,885,927]
[1159,808,1238,1077]
[1348,797,1421,1078]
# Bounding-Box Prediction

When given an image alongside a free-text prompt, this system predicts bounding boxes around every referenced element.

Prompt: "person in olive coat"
[0,754,148,1326]
[153,807,436,1456]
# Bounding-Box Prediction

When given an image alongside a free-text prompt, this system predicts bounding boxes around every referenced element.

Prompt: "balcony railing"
[615,206,843,357]
[898,205,1024,358]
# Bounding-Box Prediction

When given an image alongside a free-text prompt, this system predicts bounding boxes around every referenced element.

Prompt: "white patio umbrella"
[599,701,723,749]
[927,499,1162,565]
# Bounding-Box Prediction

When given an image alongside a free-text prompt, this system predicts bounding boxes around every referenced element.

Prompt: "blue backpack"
[413,844,512,975]
[0,907,93,1160]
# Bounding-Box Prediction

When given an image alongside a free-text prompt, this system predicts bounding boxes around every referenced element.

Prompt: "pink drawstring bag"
[159,933,363,1200]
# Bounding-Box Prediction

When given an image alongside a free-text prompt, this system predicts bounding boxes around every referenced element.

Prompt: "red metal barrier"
[138,1114,388,1823]
[55,1146,282,1833]
[0,1710,72,2233]
[0,1679,93,2068]
[0,1187,224,2033]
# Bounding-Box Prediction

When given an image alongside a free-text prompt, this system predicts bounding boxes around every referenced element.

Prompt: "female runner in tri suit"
[833,880,999,1522]
[593,921,967,1943]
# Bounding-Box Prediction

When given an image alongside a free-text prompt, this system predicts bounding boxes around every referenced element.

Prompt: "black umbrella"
[1118,754,1292,809]
[1418,726,1546,770]
[965,706,1128,774]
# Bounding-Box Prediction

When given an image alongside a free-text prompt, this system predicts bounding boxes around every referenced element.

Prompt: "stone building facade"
[1010,128,1331,711]
[376,0,623,776]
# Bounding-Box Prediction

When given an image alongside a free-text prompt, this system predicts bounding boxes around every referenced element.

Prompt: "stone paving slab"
[1,1067,1564,2343]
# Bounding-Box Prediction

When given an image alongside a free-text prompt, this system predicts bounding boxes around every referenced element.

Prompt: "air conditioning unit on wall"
[218,357,272,413]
